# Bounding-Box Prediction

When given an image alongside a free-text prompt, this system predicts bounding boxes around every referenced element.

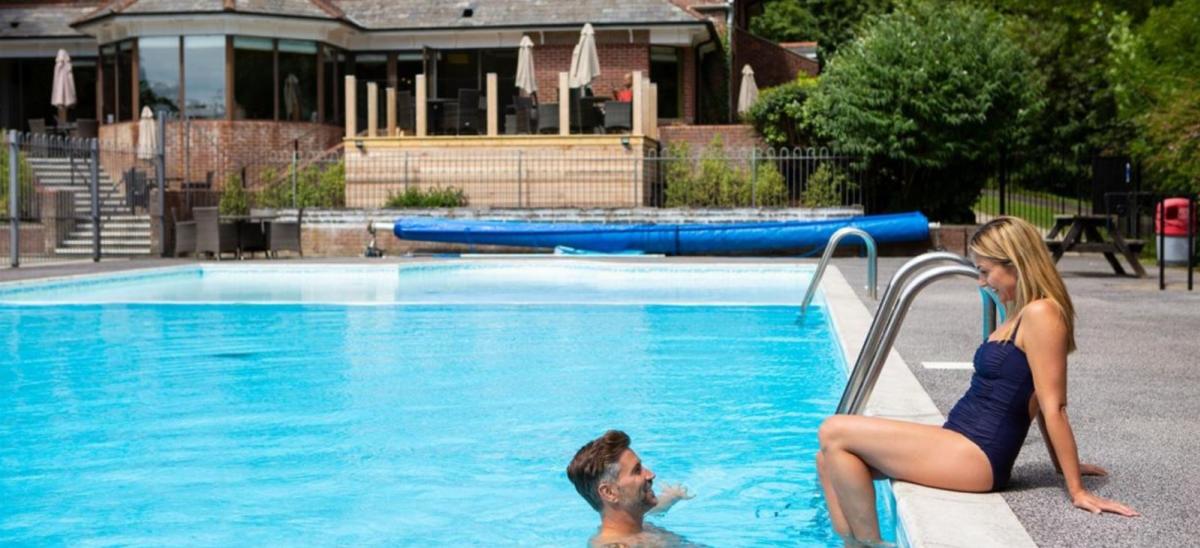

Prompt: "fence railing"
[339,147,865,210]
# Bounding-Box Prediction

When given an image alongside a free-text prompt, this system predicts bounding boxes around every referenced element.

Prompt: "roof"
[68,0,704,29]
[1,2,101,39]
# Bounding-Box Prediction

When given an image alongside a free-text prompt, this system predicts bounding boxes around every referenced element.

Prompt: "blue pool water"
[0,263,895,546]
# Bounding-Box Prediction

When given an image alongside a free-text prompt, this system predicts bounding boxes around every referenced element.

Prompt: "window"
[278,40,317,122]
[233,37,275,120]
[72,58,98,122]
[353,53,388,129]
[480,49,517,109]
[322,46,343,124]
[117,41,134,121]
[184,36,225,119]
[139,36,181,115]
[650,46,681,119]
[395,52,422,96]
[436,50,478,99]
[101,45,116,123]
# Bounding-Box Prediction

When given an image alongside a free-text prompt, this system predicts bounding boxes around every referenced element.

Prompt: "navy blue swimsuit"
[943,320,1035,491]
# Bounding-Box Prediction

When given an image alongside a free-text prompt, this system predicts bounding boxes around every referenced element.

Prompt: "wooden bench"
[1043,215,1146,277]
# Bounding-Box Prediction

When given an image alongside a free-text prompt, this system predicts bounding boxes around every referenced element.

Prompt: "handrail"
[979,286,1007,340]
[800,227,877,314]
[840,264,985,415]
[834,251,973,413]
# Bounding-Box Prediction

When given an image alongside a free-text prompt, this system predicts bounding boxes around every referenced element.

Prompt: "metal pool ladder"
[800,227,878,314]
[836,251,1007,415]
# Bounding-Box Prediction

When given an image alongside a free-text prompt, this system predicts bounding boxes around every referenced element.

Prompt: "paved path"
[831,255,1199,547]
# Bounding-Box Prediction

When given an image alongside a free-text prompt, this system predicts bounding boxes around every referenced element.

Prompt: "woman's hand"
[1060,463,1108,476]
[1071,490,1139,517]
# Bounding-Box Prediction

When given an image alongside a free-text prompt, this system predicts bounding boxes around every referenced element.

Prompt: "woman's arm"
[1021,301,1137,516]
[1031,397,1109,476]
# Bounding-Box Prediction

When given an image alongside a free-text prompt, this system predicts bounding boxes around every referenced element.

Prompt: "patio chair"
[194,206,238,260]
[238,217,269,259]
[537,103,559,134]
[124,168,150,213]
[442,88,481,135]
[27,118,47,134]
[505,96,534,134]
[604,101,632,133]
[396,91,416,135]
[268,208,303,258]
[171,207,196,258]
[75,119,99,139]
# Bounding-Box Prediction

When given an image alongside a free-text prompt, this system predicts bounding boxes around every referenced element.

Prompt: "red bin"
[1156,197,1195,236]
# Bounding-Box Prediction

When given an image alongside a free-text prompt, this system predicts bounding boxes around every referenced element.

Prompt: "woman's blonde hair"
[969,216,1076,353]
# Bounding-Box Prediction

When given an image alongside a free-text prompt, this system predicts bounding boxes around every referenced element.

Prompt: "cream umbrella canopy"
[283,74,302,121]
[568,23,600,89]
[137,107,157,161]
[736,64,759,116]
[515,35,538,96]
[51,49,77,125]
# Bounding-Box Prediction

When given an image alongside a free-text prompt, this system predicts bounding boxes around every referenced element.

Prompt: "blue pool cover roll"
[393,212,930,255]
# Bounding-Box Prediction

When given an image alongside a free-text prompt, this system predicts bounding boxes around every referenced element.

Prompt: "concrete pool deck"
[2,254,1194,546]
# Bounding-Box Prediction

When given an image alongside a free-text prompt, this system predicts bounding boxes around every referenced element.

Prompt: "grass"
[973,187,1089,230]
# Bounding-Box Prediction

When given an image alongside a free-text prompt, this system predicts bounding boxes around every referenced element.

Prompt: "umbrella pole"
[57,106,68,127]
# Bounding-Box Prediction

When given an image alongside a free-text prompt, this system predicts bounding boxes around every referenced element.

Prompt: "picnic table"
[1044,214,1146,277]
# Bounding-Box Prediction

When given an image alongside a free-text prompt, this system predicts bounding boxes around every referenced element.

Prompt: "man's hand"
[647,483,694,515]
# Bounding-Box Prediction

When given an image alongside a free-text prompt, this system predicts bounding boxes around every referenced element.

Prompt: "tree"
[804,2,1042,221]
[1110,0,1200,194]
[748,0,894,61]
[745,74,820,147]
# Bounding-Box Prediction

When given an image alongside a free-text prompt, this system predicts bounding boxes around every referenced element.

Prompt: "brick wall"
[100,120,342,190]
[532,42,650,106]
[732,27,819,101]
[658,124,763,151]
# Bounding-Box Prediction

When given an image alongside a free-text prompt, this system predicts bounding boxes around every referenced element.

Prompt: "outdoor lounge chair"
[604,101,632,133]
[268,209,303,258]
[537,103,559,134]
[27,118,47,134]
[396,91,416,135]
[172,207,196,258]
[194,206,238,260]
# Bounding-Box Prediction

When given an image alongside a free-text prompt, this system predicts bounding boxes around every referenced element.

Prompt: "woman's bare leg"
[818,415,992,544]
[816,451,854,545]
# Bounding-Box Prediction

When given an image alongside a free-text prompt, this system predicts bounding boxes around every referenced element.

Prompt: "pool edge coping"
[820,265,1036,548]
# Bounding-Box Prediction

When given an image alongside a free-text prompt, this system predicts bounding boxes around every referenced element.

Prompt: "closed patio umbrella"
[51,49,76,125]
[737,64,759,116]
[515,35,538,96]
[568,23,600,89]
[284,74,301,121]
[137,107,157,160]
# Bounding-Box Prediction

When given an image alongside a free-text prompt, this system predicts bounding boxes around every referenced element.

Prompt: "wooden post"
[558,72,569,136]
[366,82,378,137]
[416,74,427,137]
[386,87,397,136]
[344,75,356,138]
[486,73,499,136]
[648,83,658,140]
[632,70,644,136]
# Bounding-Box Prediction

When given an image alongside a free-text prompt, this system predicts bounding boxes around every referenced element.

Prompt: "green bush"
[803,164,855,208]
[664,136,788,207]
[746,74,820,147]
[256,160,346,208]
[804,2,1041,221]
[0,145,36,218]
[218,173,250,216]
[385,186,468,208]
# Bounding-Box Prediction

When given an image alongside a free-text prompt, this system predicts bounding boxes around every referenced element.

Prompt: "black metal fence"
[2,130,162,267]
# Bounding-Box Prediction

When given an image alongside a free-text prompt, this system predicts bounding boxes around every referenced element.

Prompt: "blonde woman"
[816,217,1138,547]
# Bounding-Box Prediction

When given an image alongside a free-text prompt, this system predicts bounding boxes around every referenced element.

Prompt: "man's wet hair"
[567,430,630,511]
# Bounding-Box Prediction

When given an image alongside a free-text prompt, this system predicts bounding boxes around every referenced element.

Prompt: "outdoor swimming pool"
[0,262,896,546]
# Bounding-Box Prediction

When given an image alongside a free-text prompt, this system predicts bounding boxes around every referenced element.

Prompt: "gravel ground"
[831,255,1199,547]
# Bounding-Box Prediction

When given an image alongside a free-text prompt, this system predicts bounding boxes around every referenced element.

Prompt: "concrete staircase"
[25,156,153,257]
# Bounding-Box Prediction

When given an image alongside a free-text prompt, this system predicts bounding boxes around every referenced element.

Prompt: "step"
[55,249,153,257]
[75,223,152,231]
[62,239,152,247]
[66,232,151,241]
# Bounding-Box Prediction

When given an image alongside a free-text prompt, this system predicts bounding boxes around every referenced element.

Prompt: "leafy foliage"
[1110,0,1200,194]
[257,161,346,209]
[385,186,468,208]
[749,0,894,60]
[804,2,1041,221]
[803,164,855,208]
[0,145,35,218]
[745,75,820,147]
[218,173,250,216]
[663,137,788,207]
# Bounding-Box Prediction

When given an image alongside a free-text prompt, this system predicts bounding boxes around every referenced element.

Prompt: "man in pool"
[567,430,695,547]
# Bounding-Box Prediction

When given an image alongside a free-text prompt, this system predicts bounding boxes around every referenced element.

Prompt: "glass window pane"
[184,35,226,119]
[118,41,134,122]
[650,46,680,119]
[322,46,341,124]
[278,39,317,122]
[436,50,478,99]
[480,49,516,108]
[72,58,98,122]
[233,37,275,120]
[139,36,180,115]
[353,54,388,129]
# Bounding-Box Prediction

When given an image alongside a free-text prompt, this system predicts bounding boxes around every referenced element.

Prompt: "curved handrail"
[800,227,877,314]
[834,251,973,413]
[979,286,1007,340]
[841,264,984,415]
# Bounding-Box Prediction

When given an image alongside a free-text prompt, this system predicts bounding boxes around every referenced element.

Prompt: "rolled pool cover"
[392,212,929,255]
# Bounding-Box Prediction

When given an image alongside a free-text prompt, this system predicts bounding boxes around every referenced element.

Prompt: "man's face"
[604,449,657,512]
